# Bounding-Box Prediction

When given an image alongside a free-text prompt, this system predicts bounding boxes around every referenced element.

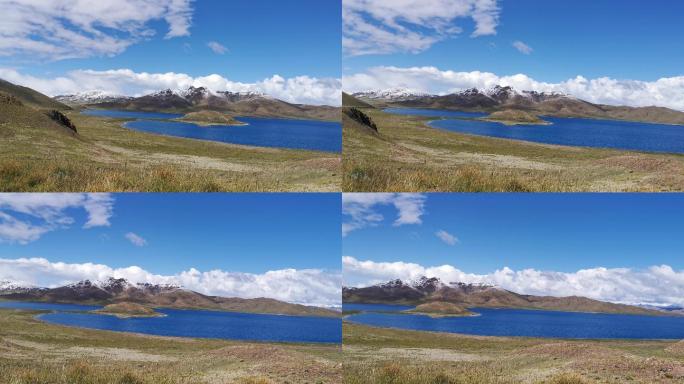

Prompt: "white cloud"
[343,256,684,307]
[0,194,113,244]
[343,66,684,111]
[343,0,500,56]
[435,230,458,245]
[124,232,147,247]
[342,193,426,236]
[207,41,228,55]
[0,67,341,106]
[512,40,532,55]
[0,0,193,60]
[0,257,341,307]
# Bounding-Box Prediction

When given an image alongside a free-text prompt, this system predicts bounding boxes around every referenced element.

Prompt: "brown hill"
[406,301,473,317]
[93,302,161,318]
[97,87,340,121]
[363,86,684,125]
[343,277,665,316]
[176,110,246,126]
[483,109,550,125]
[1,278,338,318]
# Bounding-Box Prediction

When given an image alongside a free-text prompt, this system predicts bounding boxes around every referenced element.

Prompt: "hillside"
[353,86,684,125]
[0,78,70,110]
[0,278,339,318]
[342,92,374,108]
[343,277,666,316]
[95,86,340,121]
[0,93,78,137]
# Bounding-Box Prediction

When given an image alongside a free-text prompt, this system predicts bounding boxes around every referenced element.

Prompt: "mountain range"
[351,86,684,125]
[343,277,671,316]
[57,85,339,121]
[0,278,338,318]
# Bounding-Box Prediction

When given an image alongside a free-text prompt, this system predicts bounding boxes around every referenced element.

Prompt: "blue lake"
[82,109,341,153]
[386,108,684,154]
[0,301,341,343]
[345,303,684,339]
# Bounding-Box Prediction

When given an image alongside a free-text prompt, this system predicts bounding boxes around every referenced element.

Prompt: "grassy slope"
[344,322,684,384]
[0,108,340,192]
[0,79,70,110]
[343,108,684,192]
[0,309,341,384]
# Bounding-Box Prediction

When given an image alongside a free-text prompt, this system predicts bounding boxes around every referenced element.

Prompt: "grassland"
[342,108,684,192]
[0,308,341,384]
[0,106,339,192]
[343,322,684,384]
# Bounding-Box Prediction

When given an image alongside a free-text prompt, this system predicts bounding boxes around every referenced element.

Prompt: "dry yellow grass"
[343,108,684,192]
[343,322,684,384]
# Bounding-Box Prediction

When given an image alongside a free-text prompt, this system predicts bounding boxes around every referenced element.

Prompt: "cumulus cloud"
[0,0,193,60]
[207,41,228,55]
[0,194,113,244]
[435,230,458,245]
[0,257,341,307]
[124,232,147,247]
[342,193,426,236]
[0,67,341,106]
[343,0,500,56]
[343,66,684,111]
[512,40,532,55]
[343,256,684,307]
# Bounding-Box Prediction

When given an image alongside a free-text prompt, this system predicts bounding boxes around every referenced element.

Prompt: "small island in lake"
[175,110,247,126]
[479,109,551,125]
[92,302,164,318]
[404,301,475,317]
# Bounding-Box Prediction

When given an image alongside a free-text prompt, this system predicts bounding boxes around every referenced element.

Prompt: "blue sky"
[0,1,341,105]
[343,193,684,273]
[0,193,340,274]
[12,1,340,81]
[342,0,684,111]
[344,0,684,81]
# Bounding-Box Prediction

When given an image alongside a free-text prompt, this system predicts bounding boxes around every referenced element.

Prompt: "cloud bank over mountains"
[343,0,500,56]
[344,66,684,111]
[0,68,341,106]
[343,256,684,307]
[0,257,342,307]
[0,0,193,60]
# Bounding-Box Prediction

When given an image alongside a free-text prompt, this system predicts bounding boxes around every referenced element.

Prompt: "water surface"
[1,301,340,343]
[82,109,341,152]
[387,108,684,154]
[346,304,684,339]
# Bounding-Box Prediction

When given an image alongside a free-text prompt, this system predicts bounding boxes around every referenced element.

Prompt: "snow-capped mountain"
[353,85,567,103]
[352,88,429,101]
[54,90,133,105]
[0,277,336,317]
